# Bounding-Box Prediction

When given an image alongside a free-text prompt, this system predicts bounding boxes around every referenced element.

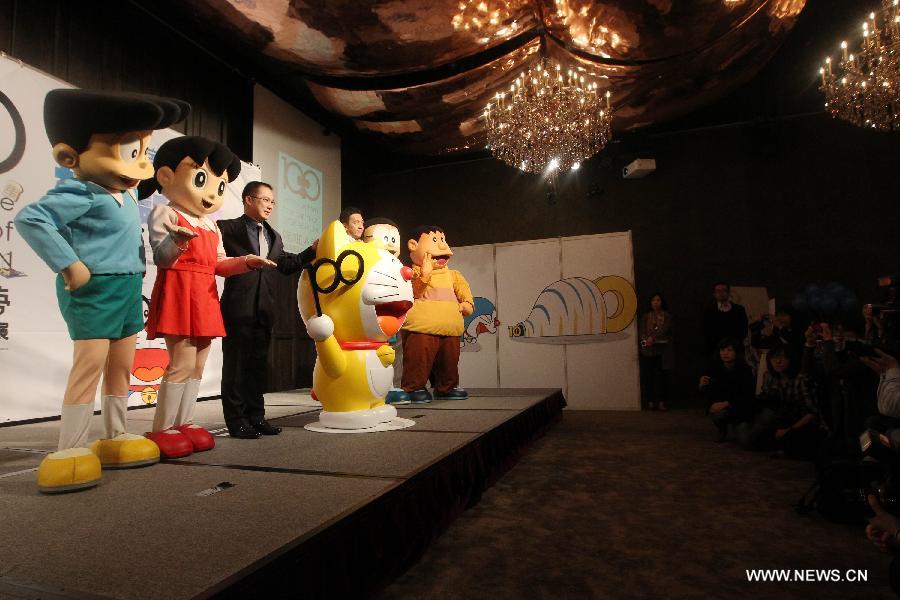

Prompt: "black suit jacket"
[218,216,316,328]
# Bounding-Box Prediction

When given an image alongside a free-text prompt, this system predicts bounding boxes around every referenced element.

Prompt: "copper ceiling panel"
[297,0,804,154]
[155,0,807,154]
[212,0,541,76]
[538,0,786,62]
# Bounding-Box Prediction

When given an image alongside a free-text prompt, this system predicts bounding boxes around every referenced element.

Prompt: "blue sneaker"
[409,389,433,404]
[434,388,468,400]
[386,389,411,405]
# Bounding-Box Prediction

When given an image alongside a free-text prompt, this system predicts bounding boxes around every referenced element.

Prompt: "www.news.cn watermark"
[746,569,868,583]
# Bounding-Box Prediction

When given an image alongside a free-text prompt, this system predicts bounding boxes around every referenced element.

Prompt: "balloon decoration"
[791,281,858,316]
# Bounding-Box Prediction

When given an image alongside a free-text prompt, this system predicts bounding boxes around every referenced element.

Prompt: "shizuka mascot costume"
[15,90,189,493]
[298,220,414,429]
[140,137,274,458]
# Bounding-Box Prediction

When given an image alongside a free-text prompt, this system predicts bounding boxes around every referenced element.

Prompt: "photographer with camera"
[865,494,900,593]
[864,304,885,346]
[750,309,803,362]
[862,349,900,430]
[640,293,674,411]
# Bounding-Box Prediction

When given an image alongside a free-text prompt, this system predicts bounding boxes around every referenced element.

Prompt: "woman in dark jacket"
[640,293,674,410]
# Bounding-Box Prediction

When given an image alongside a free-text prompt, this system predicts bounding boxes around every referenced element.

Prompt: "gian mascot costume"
[14,90,189,493]
[298,221,414,430]
[400,226,474,403]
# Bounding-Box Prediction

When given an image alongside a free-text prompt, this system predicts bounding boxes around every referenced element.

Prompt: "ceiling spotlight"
[571,162,581,170]
[548,158,560,170]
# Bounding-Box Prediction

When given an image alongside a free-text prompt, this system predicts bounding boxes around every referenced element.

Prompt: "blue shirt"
[15,178,145,275]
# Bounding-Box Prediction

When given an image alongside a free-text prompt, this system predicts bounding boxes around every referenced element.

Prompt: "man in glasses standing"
[217,181,317,438]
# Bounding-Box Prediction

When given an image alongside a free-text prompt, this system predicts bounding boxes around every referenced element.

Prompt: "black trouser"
[221,322,270,427]
[640,354,670,406]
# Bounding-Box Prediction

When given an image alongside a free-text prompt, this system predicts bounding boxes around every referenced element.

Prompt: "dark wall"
[343,115,900,401]
[0,0,253,158]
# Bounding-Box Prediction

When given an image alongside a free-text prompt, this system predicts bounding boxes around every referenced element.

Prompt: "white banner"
[0,56,254,423]
[274,151,322,253]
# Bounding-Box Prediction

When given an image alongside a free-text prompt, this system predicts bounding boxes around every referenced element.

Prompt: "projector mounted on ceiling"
[622,158,656,179]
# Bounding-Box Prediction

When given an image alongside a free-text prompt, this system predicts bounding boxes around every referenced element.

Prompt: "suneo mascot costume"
[298,221,414,429]
[402,226,474,403]
[141,137,274,458]
[362,218,409,405]
[15,90,189,493]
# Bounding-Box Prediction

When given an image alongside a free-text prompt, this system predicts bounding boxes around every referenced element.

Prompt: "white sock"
[58,404,94,450]
[101,395,129,439]
[152,381,186,432]
[176,379,201,427]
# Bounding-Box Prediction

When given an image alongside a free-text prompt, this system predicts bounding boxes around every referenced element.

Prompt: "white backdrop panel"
[452,232,640,409]
[451,244,499,388]
[496,240,567,391]
[561,233,639,409]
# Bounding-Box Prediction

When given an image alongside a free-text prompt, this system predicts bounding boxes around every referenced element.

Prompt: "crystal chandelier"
[484,58,613,174]
[819,0,900,131]
[452,1,514,35]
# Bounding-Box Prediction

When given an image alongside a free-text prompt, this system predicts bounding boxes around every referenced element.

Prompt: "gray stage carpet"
[0,388,563,599]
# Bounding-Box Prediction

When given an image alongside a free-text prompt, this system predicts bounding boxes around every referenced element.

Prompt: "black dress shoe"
[250,417,282,436]
[228,421,261,439]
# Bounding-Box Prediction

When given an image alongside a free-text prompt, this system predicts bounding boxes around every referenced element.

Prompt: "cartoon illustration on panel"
[508,275,637,344]
[129,295,168,405]
[461,297,500,352]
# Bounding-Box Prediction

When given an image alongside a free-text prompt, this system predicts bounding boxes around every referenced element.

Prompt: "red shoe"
[145,430,193,459]
[175,424,215,452]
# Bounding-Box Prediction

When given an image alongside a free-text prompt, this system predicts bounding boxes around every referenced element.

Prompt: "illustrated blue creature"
[460,296,500,351]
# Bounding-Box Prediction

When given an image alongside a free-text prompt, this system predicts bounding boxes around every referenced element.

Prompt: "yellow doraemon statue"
[298,221,414,429]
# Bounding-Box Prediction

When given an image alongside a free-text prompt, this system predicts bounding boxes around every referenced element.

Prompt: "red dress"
[146,211,226,339]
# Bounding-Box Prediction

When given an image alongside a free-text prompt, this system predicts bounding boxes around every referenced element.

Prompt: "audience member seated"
[702,338,756,442]
[701,281,749,359]
[735,343,822,459]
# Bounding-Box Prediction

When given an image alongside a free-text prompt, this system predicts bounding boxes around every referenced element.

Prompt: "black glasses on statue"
[304,249,364,316]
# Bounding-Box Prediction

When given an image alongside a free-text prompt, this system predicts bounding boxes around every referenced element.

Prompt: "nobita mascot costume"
[401,226,474,403]
[298,220,414,429]
[140,137,274,458]
[14,90,189,493]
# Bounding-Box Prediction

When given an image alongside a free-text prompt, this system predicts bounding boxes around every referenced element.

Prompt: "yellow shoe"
[37,448,101,494]
[90,434,160,469]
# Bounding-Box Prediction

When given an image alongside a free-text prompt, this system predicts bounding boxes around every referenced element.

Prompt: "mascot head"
[299,221,413,343]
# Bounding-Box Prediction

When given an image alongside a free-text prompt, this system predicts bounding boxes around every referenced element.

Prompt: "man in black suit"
[218,181,316,438]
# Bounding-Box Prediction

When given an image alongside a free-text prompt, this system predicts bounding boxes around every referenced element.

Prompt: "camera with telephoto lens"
[868,275,900,355]
[855,429,900,518]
